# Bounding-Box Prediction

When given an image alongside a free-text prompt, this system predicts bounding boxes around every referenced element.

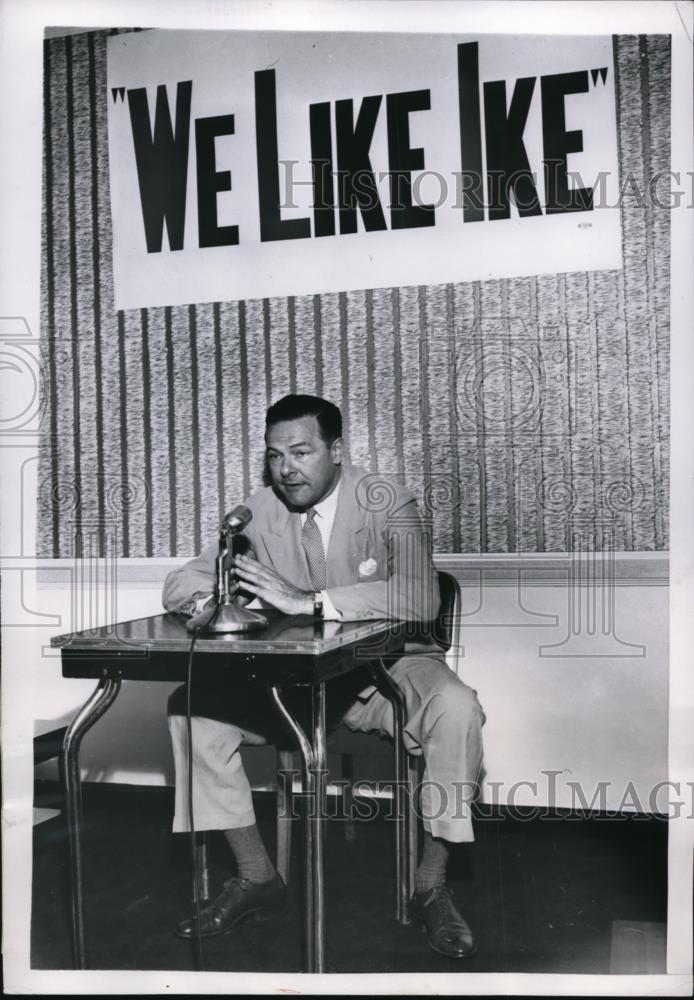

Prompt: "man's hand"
[233,554,314,616]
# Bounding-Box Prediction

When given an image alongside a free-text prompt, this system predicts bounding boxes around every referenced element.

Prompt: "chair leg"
[276,749,295,884]
[407,755,421,900]
[341,754,356,843]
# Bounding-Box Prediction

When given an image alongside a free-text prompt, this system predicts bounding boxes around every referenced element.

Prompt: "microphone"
[192,502,266,633]
[221,505,252,534]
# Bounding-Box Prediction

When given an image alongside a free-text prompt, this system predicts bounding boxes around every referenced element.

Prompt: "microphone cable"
[185,601,221,972]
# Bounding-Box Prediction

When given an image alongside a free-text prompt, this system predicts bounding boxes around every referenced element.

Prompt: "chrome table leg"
[270,684,327,973]
[371,658,412,924]
[311,684,327,972]
[62,671,122,969]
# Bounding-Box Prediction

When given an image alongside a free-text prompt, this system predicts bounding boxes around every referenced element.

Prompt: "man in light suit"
[163,394,485,958]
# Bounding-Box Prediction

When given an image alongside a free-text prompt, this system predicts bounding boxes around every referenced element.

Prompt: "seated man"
[163,393,485,959]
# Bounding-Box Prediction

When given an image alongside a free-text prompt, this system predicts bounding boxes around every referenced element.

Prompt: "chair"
[195,570,462,910]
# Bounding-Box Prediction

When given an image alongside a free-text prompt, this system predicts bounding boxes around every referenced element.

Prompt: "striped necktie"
[302,507,327,591]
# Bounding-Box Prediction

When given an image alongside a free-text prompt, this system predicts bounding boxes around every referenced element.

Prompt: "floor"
[31,780,667,974]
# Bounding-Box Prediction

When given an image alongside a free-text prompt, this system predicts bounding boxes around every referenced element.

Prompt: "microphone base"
[202,602,268,633]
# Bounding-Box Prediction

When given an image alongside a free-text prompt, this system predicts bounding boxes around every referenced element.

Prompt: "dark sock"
[415,831,449,893]
[224,824,277,884]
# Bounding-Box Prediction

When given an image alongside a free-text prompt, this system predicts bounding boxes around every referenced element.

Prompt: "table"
[51,611,412,973]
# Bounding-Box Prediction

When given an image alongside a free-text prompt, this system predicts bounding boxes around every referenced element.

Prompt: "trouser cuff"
[172,807,257,833]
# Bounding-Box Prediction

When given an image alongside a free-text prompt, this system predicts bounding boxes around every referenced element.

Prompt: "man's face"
[265,416,343,511]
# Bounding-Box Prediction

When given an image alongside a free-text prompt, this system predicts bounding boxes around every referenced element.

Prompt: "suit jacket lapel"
[261,494,312,590]
[326,466,367,588]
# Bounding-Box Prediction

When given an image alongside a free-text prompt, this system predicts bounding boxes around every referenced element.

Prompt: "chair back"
[435,570,463,676]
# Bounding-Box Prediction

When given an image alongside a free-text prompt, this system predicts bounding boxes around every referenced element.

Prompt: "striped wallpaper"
[38,30,670,557]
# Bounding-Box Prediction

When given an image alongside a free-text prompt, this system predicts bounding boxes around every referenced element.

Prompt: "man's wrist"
[299,591,314,615]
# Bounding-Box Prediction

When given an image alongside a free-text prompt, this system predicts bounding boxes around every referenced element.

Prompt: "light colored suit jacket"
[162,464,441,624]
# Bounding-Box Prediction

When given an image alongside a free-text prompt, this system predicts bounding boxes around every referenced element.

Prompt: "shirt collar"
[311,476,341,520]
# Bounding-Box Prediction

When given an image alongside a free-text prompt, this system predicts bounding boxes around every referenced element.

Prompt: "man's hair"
[265,394,342,444]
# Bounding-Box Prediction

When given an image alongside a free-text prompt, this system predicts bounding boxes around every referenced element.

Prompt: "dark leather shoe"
[175,875,285,939]
[410,885,477,958]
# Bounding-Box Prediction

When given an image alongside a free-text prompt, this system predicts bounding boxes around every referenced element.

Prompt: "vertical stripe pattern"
[38,31,670,557]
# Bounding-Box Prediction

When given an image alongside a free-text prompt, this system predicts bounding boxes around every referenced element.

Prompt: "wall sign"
[107,30,621,310]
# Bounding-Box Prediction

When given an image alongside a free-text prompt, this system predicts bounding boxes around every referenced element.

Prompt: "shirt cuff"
[321,590,342,620]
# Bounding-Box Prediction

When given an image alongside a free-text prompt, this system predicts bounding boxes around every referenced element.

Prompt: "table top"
[51,612,407,684]
[51,610,400,655]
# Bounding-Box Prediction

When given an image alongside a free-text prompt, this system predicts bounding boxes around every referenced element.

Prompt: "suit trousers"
[167,653,485,844]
